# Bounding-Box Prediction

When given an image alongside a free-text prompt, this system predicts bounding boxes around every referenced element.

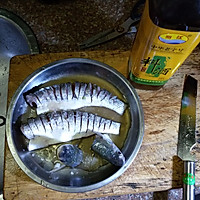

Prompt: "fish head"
[57,144,83,168]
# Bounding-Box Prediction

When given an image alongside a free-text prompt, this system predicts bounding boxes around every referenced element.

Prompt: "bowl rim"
[6,58,144,193]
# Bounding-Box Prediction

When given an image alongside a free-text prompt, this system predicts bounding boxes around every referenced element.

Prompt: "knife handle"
[183,161,195,200]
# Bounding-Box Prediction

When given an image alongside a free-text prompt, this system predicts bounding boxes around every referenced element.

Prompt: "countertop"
[0,0,137,53]
[4,50,200,200]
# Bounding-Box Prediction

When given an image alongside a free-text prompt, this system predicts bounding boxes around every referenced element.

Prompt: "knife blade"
[177,75,197,200]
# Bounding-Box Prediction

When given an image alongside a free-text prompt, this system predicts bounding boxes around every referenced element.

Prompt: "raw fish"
[91,133,125,167]
[20,110,121,150]
[24,82,126,115]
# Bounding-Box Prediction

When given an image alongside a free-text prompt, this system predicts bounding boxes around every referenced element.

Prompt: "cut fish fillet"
[20,110,121,144]
[24,82,126,115]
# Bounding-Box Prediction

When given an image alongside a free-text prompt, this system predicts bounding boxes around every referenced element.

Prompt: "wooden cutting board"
[5,50,200,200]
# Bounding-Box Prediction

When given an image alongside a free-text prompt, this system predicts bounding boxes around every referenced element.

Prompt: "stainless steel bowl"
[6,58,144,193]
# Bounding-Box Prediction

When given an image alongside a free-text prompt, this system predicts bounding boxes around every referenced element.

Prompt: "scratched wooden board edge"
[9,49,130,70]
[6,50,135,200]
[5,50,200,200]
[8,50,129,102]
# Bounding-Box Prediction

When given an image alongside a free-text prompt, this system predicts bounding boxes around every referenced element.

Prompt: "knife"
[177,75,198,200]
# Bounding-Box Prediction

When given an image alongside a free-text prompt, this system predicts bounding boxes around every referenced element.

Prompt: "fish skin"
[34,117,46,134]
[98,118,106,133]
[80,112,88,132]
[93,116,101,133]
[57,144,83,168]
[40,114,51,133]
[24,82,126,115]
[34,89,49,105]
[20,124,34,139]
[46,112,57,132]
[67,111,75,134]
[67,83,73,100]
[79,83,87,99]
[60,83,68,100]
[88,113,95,131]
[91,133,125,167]
[98,89,108,101]
[75,111,81,133]
[27,118,40,136]
[110,121,121,134]
[84,82,92,103]
[53,84,62,102]
[74,82,80,99]
[20,110,121,150]
[60,110,69,132]
[46,86,56,101]
[91,84,101,102]
[25,93,41,108]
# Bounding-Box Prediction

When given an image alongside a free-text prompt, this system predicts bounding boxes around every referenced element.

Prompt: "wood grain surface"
[4,50,200,200]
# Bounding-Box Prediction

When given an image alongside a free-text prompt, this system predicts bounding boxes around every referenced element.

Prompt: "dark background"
[0,0,137,53]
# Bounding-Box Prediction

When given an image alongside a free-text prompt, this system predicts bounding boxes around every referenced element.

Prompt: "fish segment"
[24,82,126,115]
[20,110,121,144]
[92,133,125,167]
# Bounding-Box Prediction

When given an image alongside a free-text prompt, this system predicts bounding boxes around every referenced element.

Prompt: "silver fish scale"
[25,93,41,107]
[98,89,108,101]
[21,110,120,143]
[35,89,49,105]
[93,116,101,133]
[92,133,125,167]
[20,124,33,139]
[53,85,62,101]
[79,83,87,99]
[24,82,126,115]
[80,112,88,132]
[91,84,101,100]
[28,118,40,135]
[74,111,81,133]
[98,118,107,133]
[35,117,46,134]
[47,112,57,132]
[74,82,81,99]
[46,86,56,101]
[84,82,92,102]
[88,113,95,131]
[67,111,75,133]
[67,83,73,100]
[41,88,51,101]
[40,114,51,133]
[60,83,68,100]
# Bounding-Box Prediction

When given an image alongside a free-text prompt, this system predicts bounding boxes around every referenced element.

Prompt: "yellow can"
[129,0,200,86]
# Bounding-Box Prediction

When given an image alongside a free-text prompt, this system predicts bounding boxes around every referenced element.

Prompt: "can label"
[129,0,200,86]
[183,173,195,185]
[159,34,188,44]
